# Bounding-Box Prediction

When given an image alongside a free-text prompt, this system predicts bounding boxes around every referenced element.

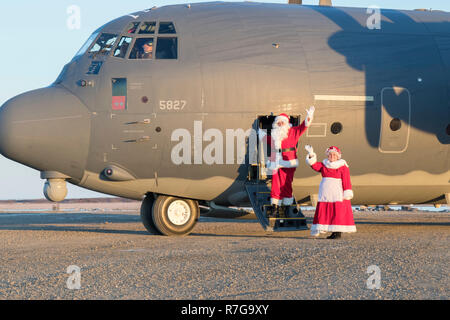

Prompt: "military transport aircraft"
[0,1,449,235]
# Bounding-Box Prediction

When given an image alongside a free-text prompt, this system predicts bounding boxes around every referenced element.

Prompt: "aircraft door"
[378,87,411,153]
[252,115,301,181]
[91,65,161,179]
[106,75,160,178]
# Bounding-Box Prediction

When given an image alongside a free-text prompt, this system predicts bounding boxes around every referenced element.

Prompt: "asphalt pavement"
[0,209,448,300]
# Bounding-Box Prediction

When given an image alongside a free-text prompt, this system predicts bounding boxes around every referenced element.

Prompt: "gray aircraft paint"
[0,2,449,206]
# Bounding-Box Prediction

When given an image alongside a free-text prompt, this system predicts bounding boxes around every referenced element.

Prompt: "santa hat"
[326,146,342,157]
[274,113,290,125]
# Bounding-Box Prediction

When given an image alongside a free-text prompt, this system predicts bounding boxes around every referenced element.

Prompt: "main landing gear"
[140,194,199,236]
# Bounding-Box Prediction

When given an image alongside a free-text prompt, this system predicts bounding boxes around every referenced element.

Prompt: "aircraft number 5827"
[159,100,187,111]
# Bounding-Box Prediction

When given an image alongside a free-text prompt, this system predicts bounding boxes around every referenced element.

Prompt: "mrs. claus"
[305,145,356,239]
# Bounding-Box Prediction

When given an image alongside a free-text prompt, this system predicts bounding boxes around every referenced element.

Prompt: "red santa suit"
[306,146,356,236]
[264,112,313,206]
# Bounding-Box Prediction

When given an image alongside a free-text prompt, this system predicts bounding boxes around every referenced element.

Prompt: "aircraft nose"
[0,86,91,181]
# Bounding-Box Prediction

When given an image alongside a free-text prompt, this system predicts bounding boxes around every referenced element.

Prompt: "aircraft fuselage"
[0,2,449,207]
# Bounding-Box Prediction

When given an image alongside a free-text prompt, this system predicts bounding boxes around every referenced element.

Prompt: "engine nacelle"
[43,178,68,202]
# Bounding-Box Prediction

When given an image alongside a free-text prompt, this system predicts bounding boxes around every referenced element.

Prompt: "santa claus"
[260,107,315,217]
[305,145,356,239]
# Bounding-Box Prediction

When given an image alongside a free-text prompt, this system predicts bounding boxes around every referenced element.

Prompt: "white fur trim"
[279,158,299,168]
[271,198,281,205]
[326,147,341,157]
[311,224,356,234]
[343,189,354,200]
[266,160,279,171]
[323,159,348,169]
[274,115,290,125]
[311,229,327,236]
[282,197,294,205]
[306,153,317,166]
[318,177,343,202]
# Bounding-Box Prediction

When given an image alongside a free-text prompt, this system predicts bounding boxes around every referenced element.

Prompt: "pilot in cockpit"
[137,39,153,59]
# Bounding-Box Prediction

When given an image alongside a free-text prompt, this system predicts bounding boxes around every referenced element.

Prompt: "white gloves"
[305,106,315,127]
[306,106,315,116]
[305,144,317,166]
[305,144,314,155]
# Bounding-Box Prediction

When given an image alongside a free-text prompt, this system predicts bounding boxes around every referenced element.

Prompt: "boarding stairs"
[246,166,308,232]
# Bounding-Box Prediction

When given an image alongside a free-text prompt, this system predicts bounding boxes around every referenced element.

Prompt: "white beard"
[271,123,290,149]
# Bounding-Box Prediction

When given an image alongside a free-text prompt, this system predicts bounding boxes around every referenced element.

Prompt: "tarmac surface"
[0,208,448,300]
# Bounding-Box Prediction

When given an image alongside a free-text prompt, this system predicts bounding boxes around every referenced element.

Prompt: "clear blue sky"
[0,0,449,200]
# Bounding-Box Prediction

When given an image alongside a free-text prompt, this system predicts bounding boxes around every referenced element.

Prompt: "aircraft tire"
[140,194,162,235]
[152,195,199,236]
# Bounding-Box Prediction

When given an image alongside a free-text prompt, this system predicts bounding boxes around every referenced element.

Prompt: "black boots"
[270,204,280,218]
[327,232,342,239]
[280,206,288,218]
[268,205,289,219]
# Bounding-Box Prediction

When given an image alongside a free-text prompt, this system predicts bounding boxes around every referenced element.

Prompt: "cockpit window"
[113,36,132,58]
[138,22,156,34]
[126,22,140,34]
[89,33,118,56]
[129,38,154,59]
[156,37,177,59]
[158,22,176,34]
[73,32,99,59]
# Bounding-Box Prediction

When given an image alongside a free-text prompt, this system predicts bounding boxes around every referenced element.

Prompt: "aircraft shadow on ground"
[0,225,148,235]
[0,213,148,235]
[0,213,448,236]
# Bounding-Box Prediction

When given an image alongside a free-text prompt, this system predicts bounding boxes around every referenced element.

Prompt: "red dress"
[307,158,356,235]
